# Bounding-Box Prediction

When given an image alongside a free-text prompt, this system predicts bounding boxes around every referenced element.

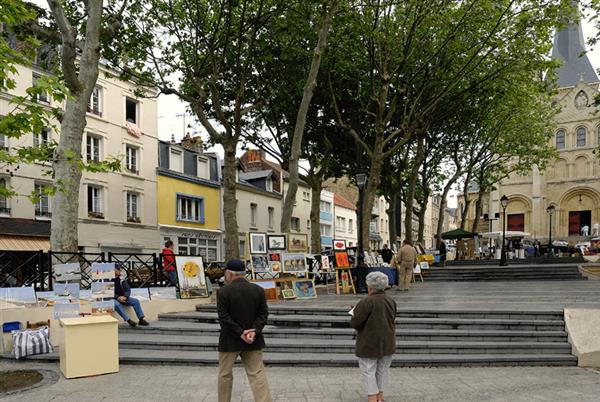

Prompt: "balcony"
[88,211,105,219]
[0,206,11,214]
[35,210,52,218]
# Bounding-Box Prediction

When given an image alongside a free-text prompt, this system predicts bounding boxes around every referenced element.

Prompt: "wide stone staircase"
[25,304,578,367]
[426,264,586,281]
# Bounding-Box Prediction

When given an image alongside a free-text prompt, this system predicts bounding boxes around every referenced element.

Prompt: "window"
[34,183,51,218]
[577,127,586,147]
[0,179,9,214]
[320,200,331,213]
[88,86,102,116]
[250,203,257,227]
[178,237,218,262]
[302,191,310,201]
[169,148,183,172]
[87,185,103,218]
[86,135,101,162]
[125,145,138,174]
[555,130,565,149]
[268,207,274,229]
[266,178,273,192]
[177,195,204,223]
[306,219,310,229]
[126,192,139,222]
[348,218,354,233]
[0,134,6,149]
[32,73,48,103]
[320,224,332,237]
[34,128,49,148]
[336,216,346,232]
[125,98,138,123]
[290,217,300,231]
[197,157,208,179]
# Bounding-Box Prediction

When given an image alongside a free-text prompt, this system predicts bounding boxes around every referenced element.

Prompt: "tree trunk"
[361,140,385,252]
[459,170,473,230]
[49,0,103,252]
[435,177,458,247]
[417,189,430,245]
[471,189,485,233]
[222,142,239,259]
[309,179,323,254]
[280,0,338,232]
[385,194,397,249]
[404,136,425,244]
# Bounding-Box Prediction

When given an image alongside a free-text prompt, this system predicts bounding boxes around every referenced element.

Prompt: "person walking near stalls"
[379,244,394,264]
[162,240,177,286]
[392,239,417,291]
[438,239,447,267]
[351,272,397,402]
[217,259,272,402]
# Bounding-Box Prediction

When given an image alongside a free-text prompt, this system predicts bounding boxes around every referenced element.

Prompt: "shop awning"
[441,228,478,240]
[0,235,50,251]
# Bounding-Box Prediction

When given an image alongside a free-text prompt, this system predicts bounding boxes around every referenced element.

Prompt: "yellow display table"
[59,316,119,378]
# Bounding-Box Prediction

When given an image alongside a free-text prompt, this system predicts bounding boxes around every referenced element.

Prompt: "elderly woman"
[350,271,397,402]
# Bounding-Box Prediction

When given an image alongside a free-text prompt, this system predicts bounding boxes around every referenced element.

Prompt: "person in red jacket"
[162,240,177,286]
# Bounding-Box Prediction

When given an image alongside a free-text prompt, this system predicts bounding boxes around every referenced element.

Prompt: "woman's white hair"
[366,271,389,291]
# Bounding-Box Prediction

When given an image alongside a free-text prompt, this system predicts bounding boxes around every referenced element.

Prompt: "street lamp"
[547,205,555,257]
[499,195,509,266]
[355,169,367,293]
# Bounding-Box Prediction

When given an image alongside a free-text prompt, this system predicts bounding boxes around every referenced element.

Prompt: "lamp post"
[500,195,509,266]
[547,205,555,257]
[356,169,367,293]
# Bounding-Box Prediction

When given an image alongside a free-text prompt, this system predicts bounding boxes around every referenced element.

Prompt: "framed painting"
[292,280,317,299]
[281,288,296,299]
[281,253,307,273]
[268,253,282,273]
[53,263,81,282]
[320,255,331,271]
[267,234,286,251]
[249,232,267,254]
[251,255,269,273]
[335,251,350,268]
[332,239,347,251]
[91,262,115,281]
[175,256,209,298]
[287,233,308,252]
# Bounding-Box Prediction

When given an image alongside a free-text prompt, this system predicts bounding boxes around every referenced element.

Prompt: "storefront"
[160,225,222,263]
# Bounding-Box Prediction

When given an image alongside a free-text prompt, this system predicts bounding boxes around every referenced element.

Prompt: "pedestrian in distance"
[162,240,177,286]
[217,259,272,402]
[380,244,394,264]
[350,271,397,402]
[438,239,447,267]
[391,239,417,291]
[113,265,149,328]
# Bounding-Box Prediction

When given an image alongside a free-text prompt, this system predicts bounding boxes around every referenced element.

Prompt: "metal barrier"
[0,250,49,290]
[49,251,105,289]
[108,253,163,288]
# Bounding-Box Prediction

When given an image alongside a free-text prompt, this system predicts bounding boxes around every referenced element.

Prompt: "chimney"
[181,133,193,150]
[192,135,203,154]
[170,134,176,143]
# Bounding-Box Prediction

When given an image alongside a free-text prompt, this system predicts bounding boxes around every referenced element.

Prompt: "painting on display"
[54,283,80,301]
[251,280,278,300]
[91,281,115,299]
[251,255,269,273]
[53,302,80,319]
[79,289,93,302]
[419,261,430,270]
[249,233,267,254]
[149,287,177,300]
[332,239,347,251]
[175,256,209,298]
[91,262,116,281]
[335,252,350,268]
[280,281,296,299]
[0,286,37,309]
[287,233,308,252]
[292,280,317,299]
[53,263,81,282]
[268,253,282,273]
[36,291,67,307]
[281,253,307,273]
[91,300,115,315]
[320,255,331,271]
[267,235,286,251]
[130,288,150,301]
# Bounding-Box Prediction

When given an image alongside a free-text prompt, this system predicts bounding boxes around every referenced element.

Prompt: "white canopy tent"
[479,231,531,239]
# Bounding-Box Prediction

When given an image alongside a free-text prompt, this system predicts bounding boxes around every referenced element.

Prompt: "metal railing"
[0,250,49,290]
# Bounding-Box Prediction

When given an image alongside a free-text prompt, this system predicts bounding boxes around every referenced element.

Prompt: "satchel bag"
[12,326,53,359]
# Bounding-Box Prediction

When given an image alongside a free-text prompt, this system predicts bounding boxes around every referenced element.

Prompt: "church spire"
[551,3,598,87]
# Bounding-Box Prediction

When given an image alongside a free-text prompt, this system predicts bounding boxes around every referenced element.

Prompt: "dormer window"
[266,177,273,192]
[197,156,208,179]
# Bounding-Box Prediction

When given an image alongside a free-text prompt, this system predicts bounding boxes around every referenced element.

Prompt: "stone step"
[117,333,573,355]
[122,322,568,342]
[447,258,584,266]
[195,305,564,320]
[426,276,584,282]
[20,349,578,367]
[159,312,565,331]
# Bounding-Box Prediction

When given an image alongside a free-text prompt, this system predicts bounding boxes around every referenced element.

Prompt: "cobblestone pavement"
[2,361,599,402]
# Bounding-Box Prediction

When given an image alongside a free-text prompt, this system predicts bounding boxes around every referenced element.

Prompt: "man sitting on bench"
[113,265,149,327]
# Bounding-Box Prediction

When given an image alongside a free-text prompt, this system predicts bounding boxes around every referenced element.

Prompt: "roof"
[239,170,275,181]
[0,235,49,251]
[0,218,51,237]
[334,193,356,210]
[551,8,599,87]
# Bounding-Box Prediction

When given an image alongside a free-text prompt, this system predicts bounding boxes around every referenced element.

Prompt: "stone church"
[462,16,600,241]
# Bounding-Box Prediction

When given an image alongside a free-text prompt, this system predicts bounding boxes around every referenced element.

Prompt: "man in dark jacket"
[217,259,272,402]
[113,265,149,327]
